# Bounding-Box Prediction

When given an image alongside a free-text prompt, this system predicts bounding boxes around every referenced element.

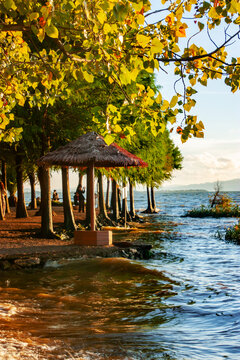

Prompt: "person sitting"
[52,189,59,201]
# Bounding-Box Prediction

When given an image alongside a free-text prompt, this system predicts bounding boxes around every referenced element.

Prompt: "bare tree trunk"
[85,167,91,227]
[15,155,28,218]
[118,186,122,214]
[38,107,55,237]
[129,181,135,218]
[62,167,77,230]
[142,186,154,213]
[112,179,119,221]
[105,177,110,210]
[1,160,10,214]
[78,172,83,187]
[28,172,37,210]
[0,194,3,220]
[38,166,54,237]
[151,186,157,213]
[121,191,128,227]
[98,172,108,218]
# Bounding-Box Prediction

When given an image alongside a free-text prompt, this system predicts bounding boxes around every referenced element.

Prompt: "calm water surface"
[0,191,240,359]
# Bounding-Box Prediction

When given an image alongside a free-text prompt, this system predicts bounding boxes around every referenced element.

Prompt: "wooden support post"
[89,163,95,231]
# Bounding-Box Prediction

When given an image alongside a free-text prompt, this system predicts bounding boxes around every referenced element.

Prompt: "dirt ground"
[0,206,85,251]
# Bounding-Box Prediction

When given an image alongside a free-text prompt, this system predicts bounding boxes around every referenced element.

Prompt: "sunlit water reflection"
[1,191,240,359]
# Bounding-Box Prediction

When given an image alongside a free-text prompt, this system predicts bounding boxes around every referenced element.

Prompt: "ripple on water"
[1,191,240,359]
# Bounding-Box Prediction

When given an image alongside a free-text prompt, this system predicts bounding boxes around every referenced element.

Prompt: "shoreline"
[0,207,152,270]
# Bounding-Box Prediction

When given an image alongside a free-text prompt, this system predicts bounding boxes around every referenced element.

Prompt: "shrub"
[225,220,240,242]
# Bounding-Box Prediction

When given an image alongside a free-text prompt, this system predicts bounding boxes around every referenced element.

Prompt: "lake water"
[1,191,240,359]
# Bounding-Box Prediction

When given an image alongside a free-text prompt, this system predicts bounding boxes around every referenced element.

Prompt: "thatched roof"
[37,132,148,168]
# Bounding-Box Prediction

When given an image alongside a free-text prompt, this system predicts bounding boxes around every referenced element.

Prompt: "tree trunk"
[1,160,10,214]
[129,181,135,218]
[38,107,55,237]
[28,172,37,210]
[15,155,28,218]
[112,179,119,221]
[85,167,91,227]
[118,186,122,213]
[121,192,128,227]
[98,172,108,218]
[38,165,54,237]
[151,186,158,213]
[62,167,77,230]
[142,186,154,213]
[0,194,3,220]
[105,177,110,210]
[78,172,83,187]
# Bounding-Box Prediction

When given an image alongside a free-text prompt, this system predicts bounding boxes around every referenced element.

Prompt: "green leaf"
[3,0,16,10]
[29,12,39,21]
[198,22,204,31]
[45,24,59,38]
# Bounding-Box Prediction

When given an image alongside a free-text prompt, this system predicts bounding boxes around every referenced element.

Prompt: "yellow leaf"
[155,92,162,104]
[114,124,122,133]
[103,23,111,33]
[97,11,107,24]
[37,28,45,42]
[136,34,150,48]
[165,13,174,25]
[161,100,169,111]
[104,134,115,145]
[136,13,145,25]
[189,77,196,86]
[151,38,164,54]
[208,7,220,19]
[176,26,186,37]
[172,44,180,52]
[132,2,143,12]
[82,71,94,83]
[170,95,178,108]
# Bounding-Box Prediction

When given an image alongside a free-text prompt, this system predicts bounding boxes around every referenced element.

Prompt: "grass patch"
[185,190,240,218]
[185,205,240,218]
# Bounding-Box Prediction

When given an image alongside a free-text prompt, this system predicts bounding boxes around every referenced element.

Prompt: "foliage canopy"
[1,0,240,142]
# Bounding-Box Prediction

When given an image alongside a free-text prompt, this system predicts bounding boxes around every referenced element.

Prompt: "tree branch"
[157,30,240,64]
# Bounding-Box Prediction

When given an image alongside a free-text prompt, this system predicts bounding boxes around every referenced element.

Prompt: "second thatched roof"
[37,132,148,168]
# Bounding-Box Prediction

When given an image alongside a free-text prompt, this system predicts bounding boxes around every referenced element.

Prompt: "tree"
[1,0,240,145]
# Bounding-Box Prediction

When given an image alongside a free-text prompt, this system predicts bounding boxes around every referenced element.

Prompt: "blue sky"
[158,72,240,187]
[149,0,240,187]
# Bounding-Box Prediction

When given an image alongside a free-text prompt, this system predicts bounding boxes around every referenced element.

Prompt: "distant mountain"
[162,178,240,192]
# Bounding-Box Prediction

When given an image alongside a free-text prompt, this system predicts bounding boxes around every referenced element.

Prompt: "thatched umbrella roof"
[37,132,147,234]
[37,132,148,168]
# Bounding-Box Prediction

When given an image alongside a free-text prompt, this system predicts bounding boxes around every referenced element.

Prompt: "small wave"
[0,303,17,318]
